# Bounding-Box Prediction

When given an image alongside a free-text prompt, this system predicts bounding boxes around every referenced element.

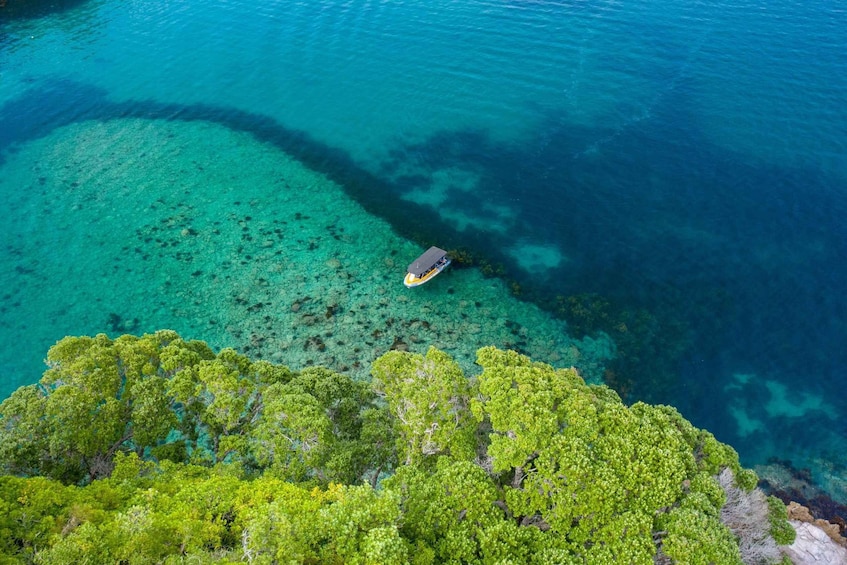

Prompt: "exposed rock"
[389,336,408,351]
[758,460,847,532]
[783,521,847,564]
[789,501,816,522]
[787,501,847,547]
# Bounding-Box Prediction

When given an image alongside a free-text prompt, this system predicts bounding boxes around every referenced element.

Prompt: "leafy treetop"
[0,332,793,564]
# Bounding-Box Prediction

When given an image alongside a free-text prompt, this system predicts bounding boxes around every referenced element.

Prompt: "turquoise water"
[2,0,846,502]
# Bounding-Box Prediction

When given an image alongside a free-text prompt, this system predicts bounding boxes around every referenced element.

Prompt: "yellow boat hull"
[403,260,450,288]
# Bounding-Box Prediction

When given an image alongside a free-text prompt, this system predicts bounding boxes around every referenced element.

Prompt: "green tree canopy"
[0,331,392,486]
[0,333,794,564]
[371,347,477,467]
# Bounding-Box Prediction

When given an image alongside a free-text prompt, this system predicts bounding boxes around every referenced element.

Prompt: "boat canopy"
[407,246,448,276]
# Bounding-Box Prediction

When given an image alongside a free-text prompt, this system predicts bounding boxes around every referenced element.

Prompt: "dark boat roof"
[407,246,448,276]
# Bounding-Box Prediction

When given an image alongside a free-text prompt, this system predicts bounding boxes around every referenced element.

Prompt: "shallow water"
[0,116,615,384]
[1,0,846,500]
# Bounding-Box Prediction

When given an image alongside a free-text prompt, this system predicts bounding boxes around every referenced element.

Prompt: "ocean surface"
[2,0,845,501]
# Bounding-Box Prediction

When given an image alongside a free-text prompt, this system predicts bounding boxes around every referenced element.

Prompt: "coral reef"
[552,292,690,403]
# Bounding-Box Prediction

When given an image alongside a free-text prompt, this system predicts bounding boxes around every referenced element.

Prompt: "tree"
[248,367,393,484]
[0,331,209,482]
[0,337,796,564]
[371,347,476,467]
[168,347,263,463]
[0,384,49,477]
[0,331,391,488]
[473,346,685,562]
[0,474,74,561]
[386,458,510,564]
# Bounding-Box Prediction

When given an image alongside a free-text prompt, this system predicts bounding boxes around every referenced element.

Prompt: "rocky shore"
[783,502,847,564]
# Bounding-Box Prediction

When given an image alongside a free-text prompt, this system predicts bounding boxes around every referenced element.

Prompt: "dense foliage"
[0,331,793,563]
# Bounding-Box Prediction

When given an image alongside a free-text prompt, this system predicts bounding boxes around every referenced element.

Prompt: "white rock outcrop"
[782,521,847,565]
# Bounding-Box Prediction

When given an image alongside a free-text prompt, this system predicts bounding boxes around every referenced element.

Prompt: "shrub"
[718,468,782,563]
[766,495,796,546]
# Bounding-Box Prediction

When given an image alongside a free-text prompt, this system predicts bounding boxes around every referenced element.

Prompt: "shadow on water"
[0,0,92,20]
[3,80,847,493]
[0,79,452,247]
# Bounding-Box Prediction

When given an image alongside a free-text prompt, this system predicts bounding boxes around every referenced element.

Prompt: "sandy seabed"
[0,118,615,392]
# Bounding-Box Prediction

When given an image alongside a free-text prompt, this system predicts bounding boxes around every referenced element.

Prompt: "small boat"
[404,246,451,288]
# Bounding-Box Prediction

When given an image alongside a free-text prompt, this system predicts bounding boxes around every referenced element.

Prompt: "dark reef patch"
[376,93,847,438]
[761,458,847,530]
[0,0,91,20]
[106,312,139,334]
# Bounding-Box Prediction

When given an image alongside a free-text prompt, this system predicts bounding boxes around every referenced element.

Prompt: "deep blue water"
[2,0,846,498]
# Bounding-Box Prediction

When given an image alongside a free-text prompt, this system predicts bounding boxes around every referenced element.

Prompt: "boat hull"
[403,259,451,288]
